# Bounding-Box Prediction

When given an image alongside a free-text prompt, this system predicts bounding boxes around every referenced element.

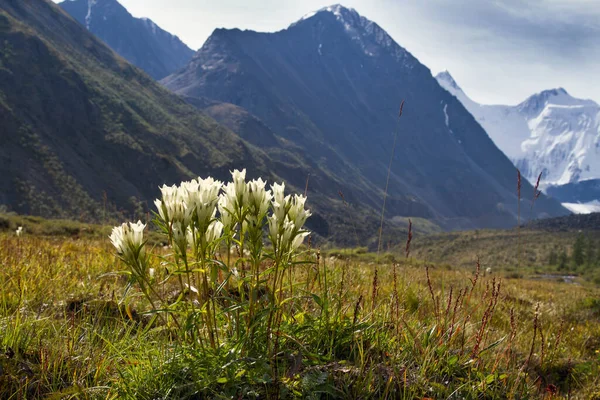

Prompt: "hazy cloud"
[54,0,600,104]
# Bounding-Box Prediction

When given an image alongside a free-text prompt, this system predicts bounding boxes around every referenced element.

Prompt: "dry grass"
[2,229,600,398]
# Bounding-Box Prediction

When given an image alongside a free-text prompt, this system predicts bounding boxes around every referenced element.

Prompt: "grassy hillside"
[0,0,261,219]
[2,215,600,398]
[406,213,600,284]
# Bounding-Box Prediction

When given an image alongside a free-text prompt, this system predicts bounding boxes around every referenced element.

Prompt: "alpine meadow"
[1,0,600,399]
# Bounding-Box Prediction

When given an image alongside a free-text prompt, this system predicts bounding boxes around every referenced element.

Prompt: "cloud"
[369,0,600,104]
[424,0,600,61]
[52,0,600,104]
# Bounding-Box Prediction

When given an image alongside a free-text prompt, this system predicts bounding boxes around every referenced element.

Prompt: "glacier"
[436,71,600,190]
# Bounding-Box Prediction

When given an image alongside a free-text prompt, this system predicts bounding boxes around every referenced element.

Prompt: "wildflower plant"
[110,169,311,353]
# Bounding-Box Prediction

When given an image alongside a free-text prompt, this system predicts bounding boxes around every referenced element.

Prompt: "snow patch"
[443,104,449,127]
[298,10,317,21]
[443,103,454,135]
[562,201,600,214]
[291,4,409,63]
[85,0,97,30]
[141,18,158,35]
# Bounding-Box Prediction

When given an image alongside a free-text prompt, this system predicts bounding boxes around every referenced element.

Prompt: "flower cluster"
[15,226,23,237]
[108,170,312,351]
[111,169,311,265]
[154,177,223,255]
[109,221,146,263]
[153,170,310,257]
[268,182,311,257]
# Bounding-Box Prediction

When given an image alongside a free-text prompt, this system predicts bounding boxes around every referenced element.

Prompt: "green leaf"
[235,370,246,379]
[312,294,323,308]
[217,377,228,384]
[479,336,506,355]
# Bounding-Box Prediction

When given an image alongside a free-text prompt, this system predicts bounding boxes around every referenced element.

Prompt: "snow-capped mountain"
[59,0,195,80]
[436,71,600,189]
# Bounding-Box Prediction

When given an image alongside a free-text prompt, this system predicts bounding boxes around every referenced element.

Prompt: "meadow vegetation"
[2,171,600,399]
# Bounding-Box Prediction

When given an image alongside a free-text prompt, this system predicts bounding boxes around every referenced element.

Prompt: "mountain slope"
[59,0,194,80]
[0,0,413,245]
[163,4,568,229]
[436,71,600,189]
[0,0,261,219]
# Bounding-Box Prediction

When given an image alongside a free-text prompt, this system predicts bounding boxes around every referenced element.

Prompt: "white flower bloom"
[110,221,146,258]
[288,194,311,227]
[231,169,248,205]
[218,193,235,230]
[205,220,224,244]
[186,226,195,246]
[183,177,222,233]
[248,178,272,217]
[268,214,280,243]
[291,231,310,250]
[172,221,187,251]
[130,220,145,245]
[155,184,186,224]
[267,182,311,256]
[15,226,23,237]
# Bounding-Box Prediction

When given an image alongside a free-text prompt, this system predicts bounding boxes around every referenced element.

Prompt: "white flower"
[288,194,311,227]
[184,177,222,232]
[154,184,186,224]
[172,221,188,251]
[291,231,310,250]
[248,178,272,217]
[268,213,280,243]
[110,220,146,258]
[205,220,224,244]
[271,182,291,223]
[218,193,235,231]
[15,226,23,237]
[267,182,311,256]
[231,169,248,205]
[186,226,195,247]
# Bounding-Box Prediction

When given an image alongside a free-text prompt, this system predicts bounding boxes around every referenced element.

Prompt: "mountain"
[1,0,417,245]
[163,4,568,230]
[59,0,194,80]
[436,71,600,190]
[546,179,600,214]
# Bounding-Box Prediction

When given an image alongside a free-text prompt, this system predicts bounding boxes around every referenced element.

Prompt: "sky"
[56,0,600,105]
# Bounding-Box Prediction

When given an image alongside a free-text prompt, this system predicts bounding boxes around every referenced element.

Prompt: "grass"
[404,227,600,283]
[2,223,600,399]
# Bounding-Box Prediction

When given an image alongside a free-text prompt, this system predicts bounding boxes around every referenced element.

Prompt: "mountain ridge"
[163,4,568,229]
[1,0,415,245]
[59,0,195,79]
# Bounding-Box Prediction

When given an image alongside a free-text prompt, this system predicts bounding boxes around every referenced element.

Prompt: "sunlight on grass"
[2,222,600,398]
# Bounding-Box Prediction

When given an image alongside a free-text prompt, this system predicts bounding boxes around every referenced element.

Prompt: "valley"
[1,0,598,398]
